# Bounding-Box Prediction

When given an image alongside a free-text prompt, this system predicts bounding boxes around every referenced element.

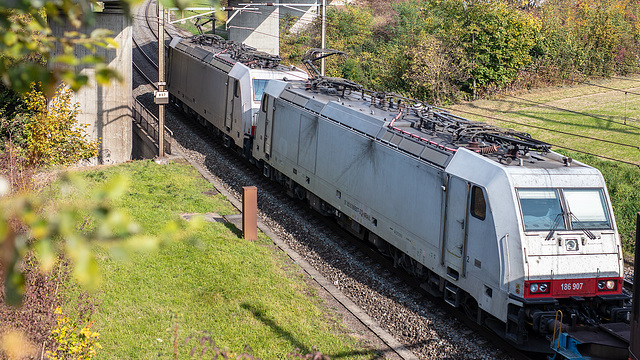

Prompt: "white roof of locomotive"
[264,80,589,172]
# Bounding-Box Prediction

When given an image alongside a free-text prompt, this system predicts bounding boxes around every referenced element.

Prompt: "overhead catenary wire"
[610,75,640,83]
[507,62,640,97]
[179,6,640,99]
[174,7,319,28]
[447,107,640,166]
[550,143,640,168]
[561,76,640,97]
[445,107,640,166]
[446,50,640,98]
[504,94,640,129]
[447,107,638,150]
[171,5,640,167]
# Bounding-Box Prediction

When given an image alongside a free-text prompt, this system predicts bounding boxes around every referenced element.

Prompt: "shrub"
[46,307,101,360]
[24,83,99,167]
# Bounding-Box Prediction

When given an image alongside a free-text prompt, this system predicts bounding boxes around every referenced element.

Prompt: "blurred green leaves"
[0,172,193,306]
[0,0,220,97]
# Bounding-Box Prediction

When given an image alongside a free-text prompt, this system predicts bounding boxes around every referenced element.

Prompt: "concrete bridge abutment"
[50,1,133,165]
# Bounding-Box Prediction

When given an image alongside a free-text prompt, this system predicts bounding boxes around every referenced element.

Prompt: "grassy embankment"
[49,160,375,359]
[448,77,640,255]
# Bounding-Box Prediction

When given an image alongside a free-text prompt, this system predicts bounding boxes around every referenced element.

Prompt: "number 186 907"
[560,282,583,291]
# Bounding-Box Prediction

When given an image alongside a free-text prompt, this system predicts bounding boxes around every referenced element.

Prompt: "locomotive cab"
[446,148,628,354]
[515,186,621,301]
[166,36,307,152]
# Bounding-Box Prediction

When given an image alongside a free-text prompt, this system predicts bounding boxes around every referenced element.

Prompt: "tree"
[439,0,541,92]
[536,0,640,77]
[324,5,375,80]
[403,35,470,104]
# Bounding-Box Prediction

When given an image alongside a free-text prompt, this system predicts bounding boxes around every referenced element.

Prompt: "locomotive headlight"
[527,282,551,294]
[598,280,617,291]
[565,239,578,251]
[606,280,616,290]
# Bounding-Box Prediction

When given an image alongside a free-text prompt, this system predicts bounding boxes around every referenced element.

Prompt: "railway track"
[131,2,634,359]
[132,0,182,87]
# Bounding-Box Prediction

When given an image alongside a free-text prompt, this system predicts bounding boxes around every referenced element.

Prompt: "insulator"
[478,145,499,154]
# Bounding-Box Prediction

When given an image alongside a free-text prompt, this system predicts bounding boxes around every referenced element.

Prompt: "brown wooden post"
[242,186,257,241]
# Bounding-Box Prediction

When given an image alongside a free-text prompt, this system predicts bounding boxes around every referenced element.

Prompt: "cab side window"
[471,186,486,220]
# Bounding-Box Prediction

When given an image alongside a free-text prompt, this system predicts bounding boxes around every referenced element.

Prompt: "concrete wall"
[280,0,318,33]
[227,0,356,53]
[228,0,280,55]
[132,122,159,160]
[281,0,354,33]
[50,3,132,165]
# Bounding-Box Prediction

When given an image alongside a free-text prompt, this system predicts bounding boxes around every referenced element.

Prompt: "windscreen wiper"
[568,212,597,240]
[545,213,564,241]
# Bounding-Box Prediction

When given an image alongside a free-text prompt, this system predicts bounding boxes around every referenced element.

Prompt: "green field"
[51,160,376,359]
[448,78,640,255]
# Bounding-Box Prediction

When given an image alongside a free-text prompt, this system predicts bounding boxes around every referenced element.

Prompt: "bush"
[0,256,74,358]
[536,0,640,78]
[23,84,99,167]
[46,306,101,360]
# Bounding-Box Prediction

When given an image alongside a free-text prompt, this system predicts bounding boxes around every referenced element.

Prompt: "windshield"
[518,189,566,231]
[564,189,611,229]
[253,79,268,102]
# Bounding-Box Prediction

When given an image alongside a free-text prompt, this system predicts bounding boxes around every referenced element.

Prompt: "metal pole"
[320,0,326,76]
[158,2,165,157]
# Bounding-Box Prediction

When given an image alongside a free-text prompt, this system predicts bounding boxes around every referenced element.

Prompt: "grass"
[448,77,640,256]
[48,160,376,359]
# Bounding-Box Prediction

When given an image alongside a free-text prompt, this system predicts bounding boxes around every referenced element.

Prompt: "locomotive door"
[442,175,470,277]
[225,77,238,133]
[263,96,276,157]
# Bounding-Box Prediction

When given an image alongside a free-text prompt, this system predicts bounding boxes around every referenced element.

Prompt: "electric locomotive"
[166,35,308,153]
[166,40,632,358]
[249,53,631,358]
